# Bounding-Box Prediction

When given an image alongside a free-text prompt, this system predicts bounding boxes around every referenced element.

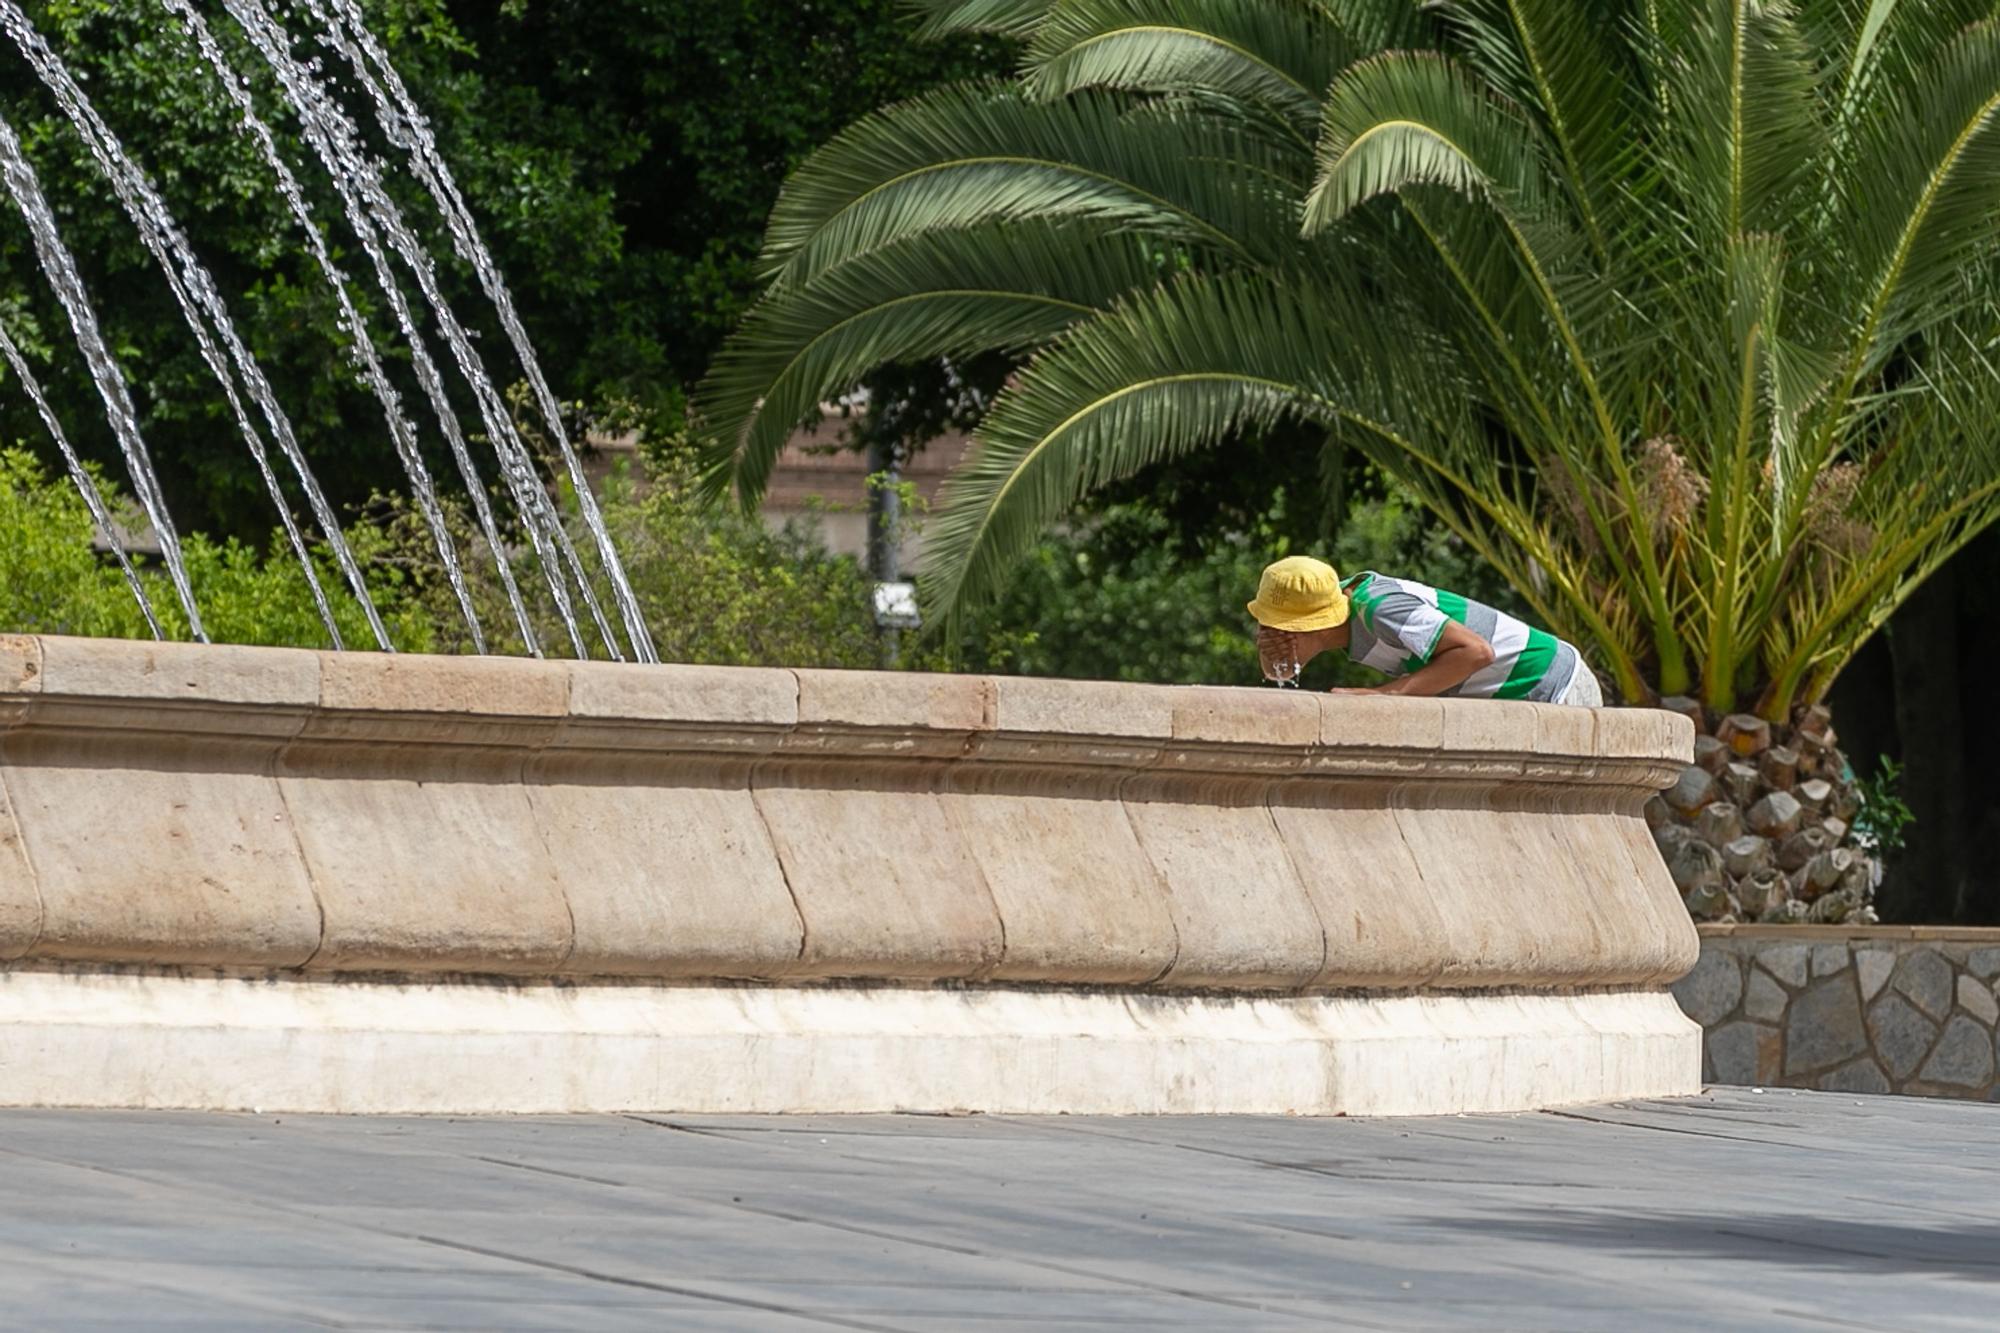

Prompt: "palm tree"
[700,0,2000,726]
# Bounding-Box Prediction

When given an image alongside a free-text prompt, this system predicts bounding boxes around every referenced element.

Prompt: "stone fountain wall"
[0,635,1701,1116]
[1673,927,2000,1099]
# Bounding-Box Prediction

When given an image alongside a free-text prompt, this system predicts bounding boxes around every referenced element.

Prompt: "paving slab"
[0,1089,1993,1331]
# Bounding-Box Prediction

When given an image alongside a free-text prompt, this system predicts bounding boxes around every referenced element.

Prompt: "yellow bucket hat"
[1247,556,1349,631]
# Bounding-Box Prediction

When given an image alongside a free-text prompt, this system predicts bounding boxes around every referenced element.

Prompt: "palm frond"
[1832,19,2000,377]
[1649,0,1821,247]
[907,0,1057,40]
[1305,50,1554,229]
[923,272,1360,620]
[758,82,1299,289]
[1437,0,1642,251]
[696,226,1164,506]
[1023,0,1351,133]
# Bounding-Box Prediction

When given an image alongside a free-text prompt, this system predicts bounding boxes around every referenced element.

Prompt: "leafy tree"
[1,1,1007,537]
[703,0,2000,720]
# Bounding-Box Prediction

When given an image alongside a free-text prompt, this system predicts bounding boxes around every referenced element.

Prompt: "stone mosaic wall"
[1673,928,2000,1099]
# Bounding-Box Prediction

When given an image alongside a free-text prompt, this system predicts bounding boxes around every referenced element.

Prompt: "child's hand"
[1256,626,1301,683]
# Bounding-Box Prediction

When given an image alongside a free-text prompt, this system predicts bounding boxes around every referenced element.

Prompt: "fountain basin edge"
[0,635,1700,1115]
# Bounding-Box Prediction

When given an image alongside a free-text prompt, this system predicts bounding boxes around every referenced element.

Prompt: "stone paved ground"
[0,1089,1993,1331]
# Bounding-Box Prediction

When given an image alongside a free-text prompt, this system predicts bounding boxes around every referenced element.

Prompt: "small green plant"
[1851,757,1916,854]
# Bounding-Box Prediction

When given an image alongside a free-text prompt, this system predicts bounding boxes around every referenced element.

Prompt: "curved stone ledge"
[0,635,1697,993]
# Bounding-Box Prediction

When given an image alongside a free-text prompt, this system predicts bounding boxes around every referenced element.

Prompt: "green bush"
[0,446,435,648]
[0,442,886,669]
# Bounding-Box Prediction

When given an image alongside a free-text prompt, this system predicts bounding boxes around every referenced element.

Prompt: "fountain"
[0,7,1701,1115]
[0,0,650,660]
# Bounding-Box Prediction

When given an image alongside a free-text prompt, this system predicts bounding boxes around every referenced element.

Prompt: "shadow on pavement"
[1439,1211,2000,1282]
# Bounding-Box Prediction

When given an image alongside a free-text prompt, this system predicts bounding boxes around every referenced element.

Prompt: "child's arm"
[1334,620,1494,697]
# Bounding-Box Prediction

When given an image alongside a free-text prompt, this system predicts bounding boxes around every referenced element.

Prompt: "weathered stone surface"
[1592,813,1703,986]
[1857,949,1896,1001]
[1694,801,1743,849]
[1659,695,1705,733]
[1270,799,1446,990]
[1812,943,1851,979]
[1723,834,1774,879]
[1746,790,1803,839]
[1672,948,1743,1025]
[1807,885,1864,924]
[1917,1016,1995,1088]
[1737,870,1788,920]
[1778,827,1829,872]
[1173,686,1321,749]
[1805,849,1852,894]
[1664,836,1725,893]
[1968,948,2000,980]
[987,674,1170,743]
[1868,993,1938,1081]
[1126,794,1322,989]
[1743,968,1788,1023]
[1592,705,1693,760]
[317,651,564,726]
[1682,881,1738,920]
[1722,763,1761,808]
[1705,1020,1775,1085]
[564,661,797,734]
[1665,765,1719,816]
[1760,898,1810,925]
[1692,735,1730,775]
[1958,975,2000,1026]
[18,734,320,967]
[34,636,319,709]
[1758,745,1798,790]
[1892,950,1955,1022]
[0,772,40,960]
[1654,824,1696,858]
[753,769,1004,981]
[532,760,805,978]
[1785,977,1868,1074]
[1758,943,1811,989]
[1717,714,1772,756]
[1795,702,1834,740]
[794,669,993,735]
[1796,778,1833,811]
[943,781,1178,985]
[1818,1059,1891,1095]
[281,747,571,973]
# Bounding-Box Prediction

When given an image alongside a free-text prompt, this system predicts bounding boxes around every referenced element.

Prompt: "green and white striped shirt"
[1343,571,1579,702]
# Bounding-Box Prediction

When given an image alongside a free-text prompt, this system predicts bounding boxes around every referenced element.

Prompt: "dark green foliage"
[0,1,1008,538]
[1852,757,1915,856]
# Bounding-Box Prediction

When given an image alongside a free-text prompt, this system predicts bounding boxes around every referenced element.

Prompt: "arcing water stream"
[306,0,658,665]
[0,108,204,640]
[0,0,658,660]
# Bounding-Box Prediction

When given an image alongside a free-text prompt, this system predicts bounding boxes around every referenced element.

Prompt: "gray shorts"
[1556,662,1604,708]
